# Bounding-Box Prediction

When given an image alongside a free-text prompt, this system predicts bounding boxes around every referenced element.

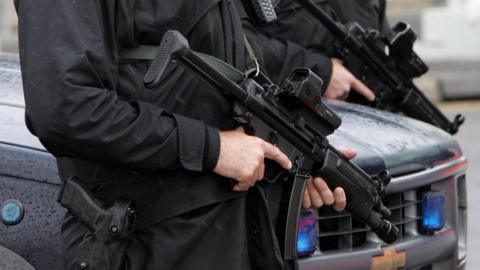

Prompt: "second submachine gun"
[297,0,464,134]
[143,30,399,261]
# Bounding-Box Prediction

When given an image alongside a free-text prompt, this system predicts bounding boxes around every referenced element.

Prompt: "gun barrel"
[400,87,465,134]
[369,214,400,244]
[317,149,398,243]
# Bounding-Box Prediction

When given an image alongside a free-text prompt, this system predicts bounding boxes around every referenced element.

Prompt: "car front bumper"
[297,157,468,270]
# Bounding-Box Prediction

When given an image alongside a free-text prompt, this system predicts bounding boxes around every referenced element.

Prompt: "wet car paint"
[329,100,461,176]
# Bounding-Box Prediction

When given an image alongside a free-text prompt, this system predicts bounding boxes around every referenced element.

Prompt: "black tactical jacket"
[15,0,254,229]
[246,0,390,88]
[15,0,321,236]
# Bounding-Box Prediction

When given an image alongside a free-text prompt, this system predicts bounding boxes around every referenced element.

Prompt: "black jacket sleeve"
[15,0,220,172]
[243,21,333,91]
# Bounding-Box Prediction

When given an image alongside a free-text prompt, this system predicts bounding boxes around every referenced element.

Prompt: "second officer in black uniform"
[239,0,385,101]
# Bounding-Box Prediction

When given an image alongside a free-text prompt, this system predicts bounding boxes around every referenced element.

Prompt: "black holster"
[58,177,136,270]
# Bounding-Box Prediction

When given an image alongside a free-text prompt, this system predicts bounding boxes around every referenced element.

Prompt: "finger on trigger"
[263,142,292,170]
[313,177,334,205]
[333,187,347,211]
[352,78,375,102]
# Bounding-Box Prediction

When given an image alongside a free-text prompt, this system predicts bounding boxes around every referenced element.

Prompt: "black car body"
[0,53,468,270]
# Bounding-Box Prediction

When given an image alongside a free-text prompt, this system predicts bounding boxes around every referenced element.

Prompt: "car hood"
[328,100,462,177]
[0,53,44,150]
[0,53,24,107]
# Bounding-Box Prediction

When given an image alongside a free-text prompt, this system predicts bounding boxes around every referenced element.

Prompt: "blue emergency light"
[297,211,317,256]
[421,191,446,232]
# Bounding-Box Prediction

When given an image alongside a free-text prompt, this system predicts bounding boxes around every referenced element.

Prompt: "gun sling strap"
[119,35,260,84]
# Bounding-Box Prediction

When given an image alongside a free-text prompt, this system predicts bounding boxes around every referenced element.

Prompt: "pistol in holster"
[58,176,136,270]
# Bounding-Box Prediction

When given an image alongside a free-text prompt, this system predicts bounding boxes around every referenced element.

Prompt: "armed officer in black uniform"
[240,0,387,102]
[15,0,351,269]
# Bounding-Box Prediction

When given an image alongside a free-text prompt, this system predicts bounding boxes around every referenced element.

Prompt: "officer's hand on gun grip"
[302,148,357,211]
[324,58,375,102]
[213,127,293,192]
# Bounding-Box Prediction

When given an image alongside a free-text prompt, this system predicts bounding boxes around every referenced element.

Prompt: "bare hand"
[302,148,358,211]
[213,128,292,192]
[324,58,375,102]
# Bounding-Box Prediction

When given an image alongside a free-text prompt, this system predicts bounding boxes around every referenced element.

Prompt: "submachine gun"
[297,0,465,135]
[144,30,399,260]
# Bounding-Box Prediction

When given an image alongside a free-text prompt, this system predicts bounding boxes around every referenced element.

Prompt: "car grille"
[314,185,430,251]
